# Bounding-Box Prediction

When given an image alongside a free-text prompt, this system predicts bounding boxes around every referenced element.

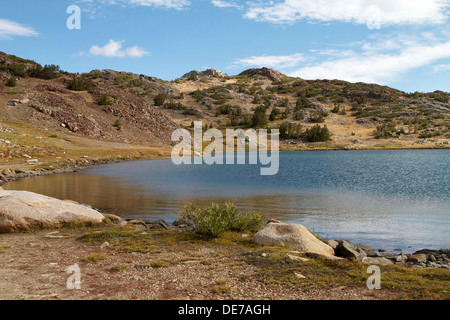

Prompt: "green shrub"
[372,122,398,139]
[113,119,122,131]
[309,111,327,123]
[182,108,199,116]
[5,76,16,87]
[0,64,27,77]
[164,100,187,111]
[279,122,303,139]
[303,124,331,142]
[67,74,94,91]
[98,93,112,105]
[154,93,167,106]
[29,64,61,79]
[179,202,264,238]
[251,105,268,128]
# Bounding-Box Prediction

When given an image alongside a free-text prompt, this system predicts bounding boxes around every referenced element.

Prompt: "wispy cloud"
[233,0,450,26]
[291,41,450,84]
[0,19,38,39]
[78,0,191,11]
[232,34,450,85]
[211,0,242,9]
[233,53,306,69]
[84,39,149,58]
[433,63,450,73]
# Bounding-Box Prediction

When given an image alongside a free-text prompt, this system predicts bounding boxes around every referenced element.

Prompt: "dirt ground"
[0,226,393,301]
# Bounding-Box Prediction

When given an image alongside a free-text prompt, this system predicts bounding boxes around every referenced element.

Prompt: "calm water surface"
[5,150,449,252]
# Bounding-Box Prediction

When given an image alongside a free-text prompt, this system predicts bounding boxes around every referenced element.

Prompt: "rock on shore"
[0,188,104,233]
[252,222,335,256]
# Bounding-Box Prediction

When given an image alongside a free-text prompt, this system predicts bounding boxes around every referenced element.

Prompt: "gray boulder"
[409,254,427,263]
[252,222,335,256]
[362,257,394,265]
[335,240,367,260]
[0,189,104,233]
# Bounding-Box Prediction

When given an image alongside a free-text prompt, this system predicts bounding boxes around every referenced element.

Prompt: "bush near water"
[179,202,264,238]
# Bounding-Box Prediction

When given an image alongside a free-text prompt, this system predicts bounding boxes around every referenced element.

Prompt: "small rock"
[395,254,409,264]
[335,240,367,260]
[409,254,427,263]
[286,254,309,263]
[102,213,124,224]
[304,252,344,261]
[8,100,20,106]
[326,239,339,250]
[294,273,306,279]
[44,231,65,239]
[362,257,394,265]
[100,241,110,249]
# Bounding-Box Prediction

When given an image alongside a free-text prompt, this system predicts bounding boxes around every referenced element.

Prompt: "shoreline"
[1,145,449,185]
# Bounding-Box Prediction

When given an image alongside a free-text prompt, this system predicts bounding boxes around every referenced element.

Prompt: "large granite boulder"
[252,222,335,256]
[0,189,105,233]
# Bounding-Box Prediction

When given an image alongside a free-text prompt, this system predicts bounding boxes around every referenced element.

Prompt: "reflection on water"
[4,150,450,253]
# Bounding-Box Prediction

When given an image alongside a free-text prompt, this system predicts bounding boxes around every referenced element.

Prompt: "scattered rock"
[304,252,345,261]
[335,240,367,261]
[100,241,110,249]
[8,100,20,106]
[362,257,394,265]
[102,213,124,224]
[44,231,65,239]
[294,273,306,279]
[181,69,228,79]
[326,239,339,250]
[238,67,286,82]
[395,254,409,264]
[286,254,309,263]
[145,219,171,230]
[409,254,427,264]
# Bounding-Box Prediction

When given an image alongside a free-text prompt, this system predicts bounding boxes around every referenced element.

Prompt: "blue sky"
[1,0,450,93]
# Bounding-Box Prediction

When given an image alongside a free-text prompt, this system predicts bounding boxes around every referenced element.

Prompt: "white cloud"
[0,19,38,39]
[243,0,450,26]
[87,40,149,58]
[233,53,306,69]
[128,0,190,10]
[290,39,450,84]
[231,34,450,85]
[78,0,190,11]
[432,63,450,73]
[211,0,242,9]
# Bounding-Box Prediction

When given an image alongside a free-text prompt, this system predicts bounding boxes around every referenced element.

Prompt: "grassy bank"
[77,223,450,300]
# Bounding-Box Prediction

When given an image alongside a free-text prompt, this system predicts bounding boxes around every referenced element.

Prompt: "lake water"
[4,150,449,253]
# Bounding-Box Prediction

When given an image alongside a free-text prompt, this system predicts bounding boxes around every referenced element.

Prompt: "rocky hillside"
[1,51,450,159]
[150,66,449,150]
[0,54,178,147]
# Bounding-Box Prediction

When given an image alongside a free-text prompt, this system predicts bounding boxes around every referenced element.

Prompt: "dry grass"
[78,225,450,300]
